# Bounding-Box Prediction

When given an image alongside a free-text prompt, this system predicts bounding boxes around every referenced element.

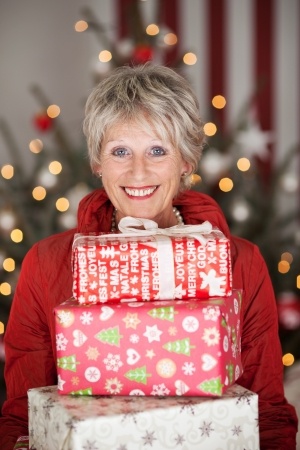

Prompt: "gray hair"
[83,63,205,191]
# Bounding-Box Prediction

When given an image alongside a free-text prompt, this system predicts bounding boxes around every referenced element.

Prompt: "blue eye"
[113,147,129,157]
[150,146,166,156]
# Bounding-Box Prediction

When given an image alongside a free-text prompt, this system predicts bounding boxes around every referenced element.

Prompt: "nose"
[130,154,149,180]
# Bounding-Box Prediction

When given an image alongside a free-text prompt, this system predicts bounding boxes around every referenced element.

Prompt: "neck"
[111,206,184,232]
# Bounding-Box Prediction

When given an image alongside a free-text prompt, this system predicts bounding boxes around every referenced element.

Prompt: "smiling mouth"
[124,186,158,197]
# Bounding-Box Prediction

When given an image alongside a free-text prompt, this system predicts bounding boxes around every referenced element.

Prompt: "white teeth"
[125,187,156,197]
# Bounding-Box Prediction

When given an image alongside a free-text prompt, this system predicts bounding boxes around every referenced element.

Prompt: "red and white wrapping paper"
[54,291,242,397]
[72,217,232,304]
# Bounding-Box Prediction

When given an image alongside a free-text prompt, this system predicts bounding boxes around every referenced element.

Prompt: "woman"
[0,64,298,449]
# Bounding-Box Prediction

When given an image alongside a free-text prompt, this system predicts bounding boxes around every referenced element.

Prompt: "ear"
[181,160,193,176]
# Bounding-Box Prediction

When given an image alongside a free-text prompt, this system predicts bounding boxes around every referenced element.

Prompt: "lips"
[124,186,158,197]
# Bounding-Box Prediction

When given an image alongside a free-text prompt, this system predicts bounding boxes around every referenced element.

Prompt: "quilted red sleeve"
[0,244,57,450]
[233,239,298,449]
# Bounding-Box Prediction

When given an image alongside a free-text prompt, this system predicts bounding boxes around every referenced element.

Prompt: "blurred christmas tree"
[0,0,299,395]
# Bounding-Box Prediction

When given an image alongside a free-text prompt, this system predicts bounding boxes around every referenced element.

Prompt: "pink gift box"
[72,223,232,304]
[54,291,242,397]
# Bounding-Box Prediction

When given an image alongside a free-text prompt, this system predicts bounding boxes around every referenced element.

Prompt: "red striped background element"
[255,0,274,180]
[208,0,226,132]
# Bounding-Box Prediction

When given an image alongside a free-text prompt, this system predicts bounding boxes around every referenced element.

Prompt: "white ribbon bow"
[117,216,214,244]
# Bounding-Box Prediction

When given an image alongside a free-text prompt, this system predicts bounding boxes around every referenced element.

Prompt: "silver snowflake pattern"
[121,410,139,424]
[199,421,214,437]
[179,400,196,415]
[174,433,185,445]
[117,445,128,450]
[232,425,242,436]
[56,332,68,350]
[42,399,55,420]
[142,430,157,446]
[80,311,94,325]
[235,391,253,406]
[82,441,99,450]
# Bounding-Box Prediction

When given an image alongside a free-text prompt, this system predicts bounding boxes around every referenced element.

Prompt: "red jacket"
[0,189,298,449]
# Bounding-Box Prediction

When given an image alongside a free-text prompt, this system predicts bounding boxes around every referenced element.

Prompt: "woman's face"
[99,121,191,227]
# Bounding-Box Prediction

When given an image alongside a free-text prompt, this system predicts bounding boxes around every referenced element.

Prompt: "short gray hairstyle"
[83,63,205,191]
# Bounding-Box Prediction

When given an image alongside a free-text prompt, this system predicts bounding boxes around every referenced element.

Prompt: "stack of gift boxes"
[28,219,259,449]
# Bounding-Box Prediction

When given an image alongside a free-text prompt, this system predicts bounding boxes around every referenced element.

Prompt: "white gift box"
[28,384,259,450]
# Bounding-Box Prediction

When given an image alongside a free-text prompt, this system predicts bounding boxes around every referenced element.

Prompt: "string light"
[10,229,23,243]
[0,282,11,296]
[3,258,15,272]
[219,178,233,192]
[203,122,217,137]
[164,33,177,45]
[99,50,112,62]
[282,353,295,366]
[297,275,300,289]
[1,164,14,179]
[278,260,290,274]
[56,197,69,212]
[74,20,88,32]
[183,52,197,65]
[47,105,60,119]
[0,322,4,334]
[281,252,293,264]
[32,186,46,201]
[29,139,43,154]
[146,24,159,36]
[237,158,251,172]
[212,95,226,109]
[49,161,62,175]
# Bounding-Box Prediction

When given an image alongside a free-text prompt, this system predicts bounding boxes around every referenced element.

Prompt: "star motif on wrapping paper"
[130,275,139,284]
[231,425,242,436]
[174,433,185,445]
[200,269,226,296]
[146,349,156,359]
[141,430,157,446]
[82,440,99,450]
[143,325,163,343]
[85,346,100,361]
[89,281,98,290]
[199,420,214,437]
[131,288,139,296]
[122,313,141,329]
[57,375,66,391]
[235,121,273,160]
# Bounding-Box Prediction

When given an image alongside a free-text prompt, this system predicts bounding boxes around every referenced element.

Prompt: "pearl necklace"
[111,207,184,232]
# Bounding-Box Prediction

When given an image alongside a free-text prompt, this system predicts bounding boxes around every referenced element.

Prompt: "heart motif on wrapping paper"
[175,380,190,395]
[99,306,114,321]
[73,329,87,347]
[126,348,141,365]
[201,353,217,371]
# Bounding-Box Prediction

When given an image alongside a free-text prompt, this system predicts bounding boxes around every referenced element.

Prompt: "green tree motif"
[70,387,93,396]
[148,305,177,322]
[57,355,78,372]
[124,366,151,385]
[197,377,223,395]
[163,338,195,356]
[95,326,123,347]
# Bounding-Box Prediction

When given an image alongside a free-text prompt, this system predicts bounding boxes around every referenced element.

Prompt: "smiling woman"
[0,64,298,450]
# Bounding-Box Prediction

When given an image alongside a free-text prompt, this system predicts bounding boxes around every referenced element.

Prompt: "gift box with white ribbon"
[72,217,232,304]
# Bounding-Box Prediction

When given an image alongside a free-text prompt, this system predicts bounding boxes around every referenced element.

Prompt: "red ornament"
[277,292,300,330]
[132,45,153,64]
[33,111,53,132]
